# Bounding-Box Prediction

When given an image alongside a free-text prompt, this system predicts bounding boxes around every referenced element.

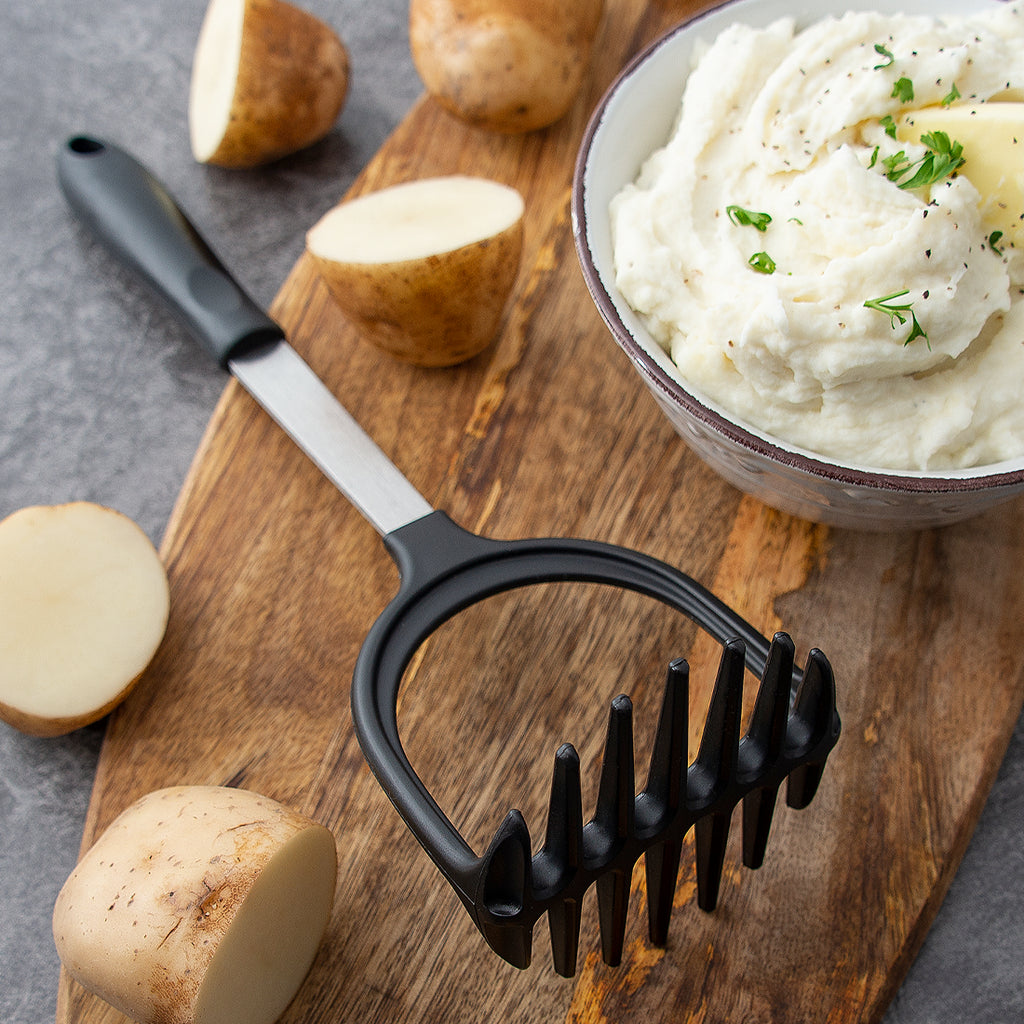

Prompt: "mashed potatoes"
[611,3,1024,470]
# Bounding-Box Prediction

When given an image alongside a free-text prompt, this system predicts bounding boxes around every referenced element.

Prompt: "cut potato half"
[54,786,338,1024]
[189,0,349,168]
[307,176,525,366]
[0,502,169,736]
[899,102,1024,247]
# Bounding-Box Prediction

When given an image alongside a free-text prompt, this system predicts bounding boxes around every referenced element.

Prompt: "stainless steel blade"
[229,342,433,536]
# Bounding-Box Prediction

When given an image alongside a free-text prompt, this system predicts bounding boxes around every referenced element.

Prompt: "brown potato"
[306,176,525,366]
[410,0,605,133]
[0,502,169,736]
[53,786,338,1024]
[189,0,349,168]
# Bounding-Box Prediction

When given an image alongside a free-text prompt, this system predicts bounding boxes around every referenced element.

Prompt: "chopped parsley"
[881,130,965,190]
[892,76,915,103]
[748,251,777,275]
[873,43,895,69]
[989,230,1005,255]
[941,82,961,107]
[727,205,773,231]
[864,290,929,346]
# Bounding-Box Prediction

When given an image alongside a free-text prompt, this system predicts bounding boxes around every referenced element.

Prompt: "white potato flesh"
[306,176,525,263]
[189,0,245,161]
[899,102,1024,245]
[189,0,349,168]
[53,786,338,1024]
[0,502,169,736]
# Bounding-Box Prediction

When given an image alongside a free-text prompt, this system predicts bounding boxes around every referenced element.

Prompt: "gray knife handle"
[57,135,282,368]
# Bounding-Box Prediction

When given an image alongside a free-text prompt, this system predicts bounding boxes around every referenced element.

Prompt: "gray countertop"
[1,2,1022,1022]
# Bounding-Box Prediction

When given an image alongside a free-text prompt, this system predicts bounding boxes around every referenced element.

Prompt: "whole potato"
[410,0,605,133]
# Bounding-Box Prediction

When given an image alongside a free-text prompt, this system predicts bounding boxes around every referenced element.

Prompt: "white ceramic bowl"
[572,0,1024,531]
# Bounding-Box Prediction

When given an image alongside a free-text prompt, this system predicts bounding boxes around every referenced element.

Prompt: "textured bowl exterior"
[572,0,1024,530]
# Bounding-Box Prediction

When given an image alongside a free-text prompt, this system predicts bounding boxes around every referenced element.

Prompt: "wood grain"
[57,1,1024,1022]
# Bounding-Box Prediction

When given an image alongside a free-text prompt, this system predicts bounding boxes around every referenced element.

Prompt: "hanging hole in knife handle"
[350,511,841,978]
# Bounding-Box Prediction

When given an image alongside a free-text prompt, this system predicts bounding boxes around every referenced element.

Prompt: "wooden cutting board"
[57,1,1024,1022]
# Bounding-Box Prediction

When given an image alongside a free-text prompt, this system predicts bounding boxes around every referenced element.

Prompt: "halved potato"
[0,502,169,736]
[306,175,525,366]
[53,785,338,1024]
[898,102,1024,247]
[189,0,349,168]
[410,0,605,134]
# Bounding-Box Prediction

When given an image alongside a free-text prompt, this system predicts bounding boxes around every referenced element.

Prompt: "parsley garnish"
[873,43,895,69]
[727,205,772,231]
[749,252,776,275]
[902,130,965,188]
[941,83,961,107]
[864,290,929,346]
[880,114,898,139]
[989,230,1005,255]
[881,130,965,190]
[881,150,912,180]
[892,76,915,103]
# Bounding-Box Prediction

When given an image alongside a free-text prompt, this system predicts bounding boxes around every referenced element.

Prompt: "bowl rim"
[571,0,1024,497]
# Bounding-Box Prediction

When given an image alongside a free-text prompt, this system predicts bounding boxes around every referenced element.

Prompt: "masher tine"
[538,743,584,884]
[478,809,534,969]
[597,869,630,966]
[737,634,795,868]
[690,639,746,910]
[787,762,827,810]
[694,811,731,911]
[590,695,635,966]
[691,638,747,802]
[741,784,781,869]
[745,632,796,765]
[786,648,839,809]
[548,897,583,978]
[645,837,684,947]
[641,658,690,819]
[640,659,690,949]
[537,743,584,976]
[591,694,636,849]
[638,658,690,947]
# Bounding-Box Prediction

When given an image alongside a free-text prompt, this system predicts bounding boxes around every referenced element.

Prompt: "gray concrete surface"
[1,2,1021,1022]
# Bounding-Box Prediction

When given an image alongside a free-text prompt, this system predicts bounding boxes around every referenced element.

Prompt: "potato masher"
[57,135,841,977]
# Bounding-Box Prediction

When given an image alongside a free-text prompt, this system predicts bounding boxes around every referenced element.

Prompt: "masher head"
[350,511,840,976]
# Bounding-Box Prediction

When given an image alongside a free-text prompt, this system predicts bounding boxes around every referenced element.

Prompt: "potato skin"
[198,0,349,168]
[0,674,141,737]
[52,786,337,1024]
[410,0,605,133]
[309,218,524,366]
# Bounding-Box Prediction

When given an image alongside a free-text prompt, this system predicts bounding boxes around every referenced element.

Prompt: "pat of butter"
[898,102,1024,247]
